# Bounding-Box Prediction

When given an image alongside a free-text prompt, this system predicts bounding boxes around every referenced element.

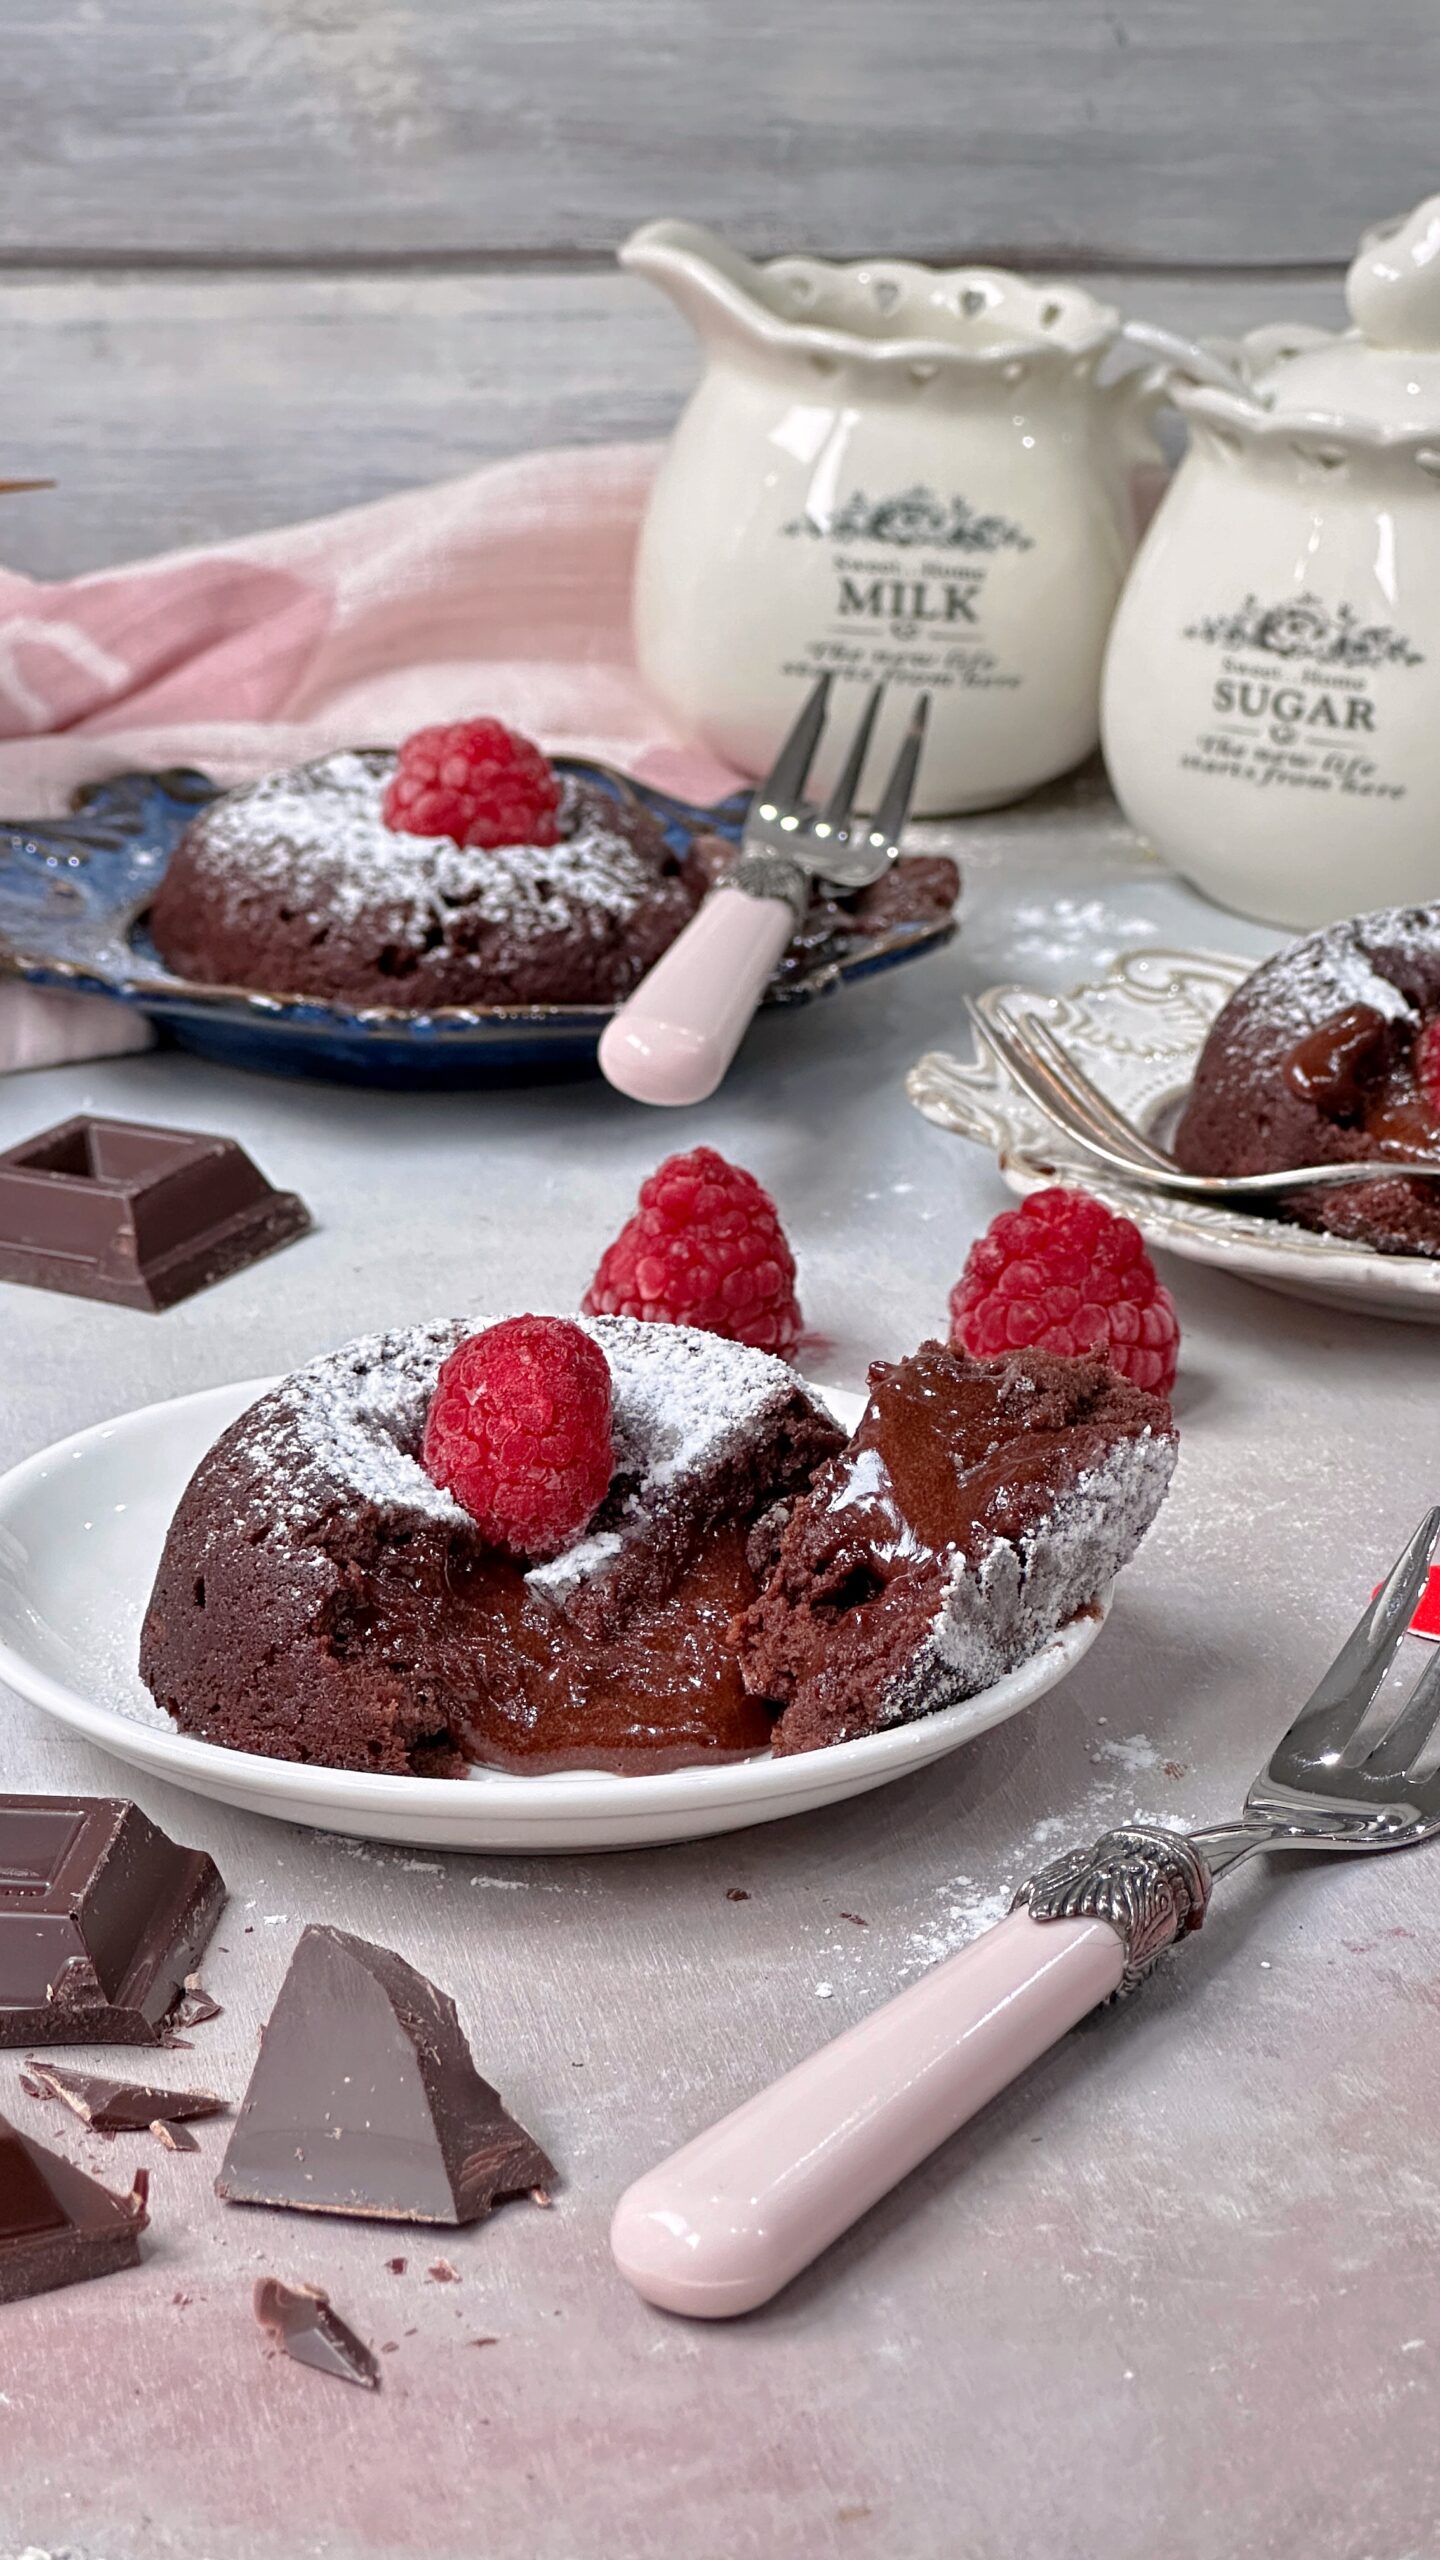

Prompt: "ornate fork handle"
[1014,1822,1211,1995]
[726,844,810,916]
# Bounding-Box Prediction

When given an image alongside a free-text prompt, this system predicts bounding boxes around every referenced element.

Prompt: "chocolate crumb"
[838,1912,869,1928]
[173,1977,223,2031]
[725,1888,750,1903]
[427,2257,459,2284]
[151,2120,199,2153]
[470,2335,499,2348]
[386,2256,408,2275]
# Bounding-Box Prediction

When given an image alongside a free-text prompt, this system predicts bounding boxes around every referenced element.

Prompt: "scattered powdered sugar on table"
[184,750,664,944]
[900,1769,1174,1976]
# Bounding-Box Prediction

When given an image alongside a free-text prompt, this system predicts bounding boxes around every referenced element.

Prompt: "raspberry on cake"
[1172,902,1440,1256]
[736,1341,1176,1756]
[949,1187,1180,1397]
[584,1147,802,1355]
[381,717,562,851]
[422,1316,614,1561]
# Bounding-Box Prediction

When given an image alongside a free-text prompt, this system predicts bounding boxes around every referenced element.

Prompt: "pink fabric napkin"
[0,443,741,1070]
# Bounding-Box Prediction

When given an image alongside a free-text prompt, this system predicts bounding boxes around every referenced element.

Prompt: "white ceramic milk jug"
[624,221,1209,815]
[1103,197,1440,929]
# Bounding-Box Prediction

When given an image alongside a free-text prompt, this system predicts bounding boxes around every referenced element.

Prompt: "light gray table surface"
[1,777,1435,2560]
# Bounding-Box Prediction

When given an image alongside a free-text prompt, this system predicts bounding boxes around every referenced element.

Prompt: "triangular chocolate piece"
[216,1927,554,2225]
[0,2113,148,2303]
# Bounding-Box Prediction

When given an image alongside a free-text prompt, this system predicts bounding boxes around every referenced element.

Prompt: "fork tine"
[1278,1509,1440,1766]
[820,683,884,830]
[1360,1641,1440,1782]
[1020,1016,1180,1175]
[969,1004,1160,1183]
[866,692,930,848]
[756,674,832,813]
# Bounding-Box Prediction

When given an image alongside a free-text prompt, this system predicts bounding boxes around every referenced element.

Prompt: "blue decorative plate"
[0,761,955,1088]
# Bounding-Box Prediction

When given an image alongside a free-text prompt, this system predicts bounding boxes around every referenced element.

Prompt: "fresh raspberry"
[382,717,562,850]
[948,1186,1179,1398]
[421,1316,613,1560]
[583,1146,802,1356]
[1415,1018,1440,1116]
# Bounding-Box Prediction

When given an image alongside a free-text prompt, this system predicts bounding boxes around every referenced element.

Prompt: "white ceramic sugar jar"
[1102,197,1440,929]
[624,221,1200,815]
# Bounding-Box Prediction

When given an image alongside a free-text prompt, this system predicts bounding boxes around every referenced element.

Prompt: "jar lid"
[1250,195,1440,428]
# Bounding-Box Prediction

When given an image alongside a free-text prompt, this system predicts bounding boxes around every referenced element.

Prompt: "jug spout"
[620,220,772,355]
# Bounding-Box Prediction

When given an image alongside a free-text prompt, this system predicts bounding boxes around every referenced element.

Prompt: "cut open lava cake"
[140,1317,1177,1777]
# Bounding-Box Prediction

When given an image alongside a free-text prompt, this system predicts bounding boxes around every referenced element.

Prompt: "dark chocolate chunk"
[0,2114,148,2303]
[254,2277,379,2390]
[0,1797,224,2048]
[0,1115,310,1311]
[22,2058,226,2133]
[216,1926,554,2226]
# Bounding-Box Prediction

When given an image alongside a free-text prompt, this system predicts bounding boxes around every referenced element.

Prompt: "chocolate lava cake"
[1173,904,1440,1256]
[148,749,960,1012]
[139,1316,846,1777]
[737,1342,1176,1756]
[148,751,701,1008]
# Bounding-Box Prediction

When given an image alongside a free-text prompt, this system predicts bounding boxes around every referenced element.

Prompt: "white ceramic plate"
[908,946,1440,1325]
[0,1375,1106,1854]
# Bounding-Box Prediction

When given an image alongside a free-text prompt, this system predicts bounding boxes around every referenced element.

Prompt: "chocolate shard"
[0,1115,311,1312]
[23,2058,226,2134]
[216,1926,555,2227]
[151,2120,199,2153]
[0,1797,225,2048]
[254,2277,379,2390]
[0,2113,148,2304]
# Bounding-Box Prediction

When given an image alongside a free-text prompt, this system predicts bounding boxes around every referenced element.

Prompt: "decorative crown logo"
[784,484,1033,553]
[1183,593,1422,669]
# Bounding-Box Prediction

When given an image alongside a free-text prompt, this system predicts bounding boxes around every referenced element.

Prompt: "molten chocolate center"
[351,1524,773,1776]
[1282,1003,1390,1118]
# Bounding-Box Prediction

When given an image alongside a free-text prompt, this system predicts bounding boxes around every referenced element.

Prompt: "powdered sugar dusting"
[912,1431,1176,1715]
[220,1314,820,1595]
[1229,903,1439,1063]
[182,750,663,946]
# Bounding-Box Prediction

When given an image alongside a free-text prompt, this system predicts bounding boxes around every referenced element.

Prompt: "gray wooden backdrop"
[3,0,1436,575]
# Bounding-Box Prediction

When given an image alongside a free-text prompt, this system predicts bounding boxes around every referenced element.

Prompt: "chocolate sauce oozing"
[1282,1003,1390,1117]
[1280,1002,1440,1156]
[438,1525,774,1774]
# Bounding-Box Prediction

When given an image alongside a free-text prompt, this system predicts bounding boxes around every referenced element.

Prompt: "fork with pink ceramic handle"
[612,1509,1440,2318]
[599,675,928,1107]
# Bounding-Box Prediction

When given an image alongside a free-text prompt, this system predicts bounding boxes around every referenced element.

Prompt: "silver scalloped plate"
[907,946,1440,1325]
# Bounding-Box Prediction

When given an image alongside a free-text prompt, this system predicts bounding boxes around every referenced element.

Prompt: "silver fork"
[613,1511,1440,2319]
[971,995,1440,1202]
[599,675,929,1107]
